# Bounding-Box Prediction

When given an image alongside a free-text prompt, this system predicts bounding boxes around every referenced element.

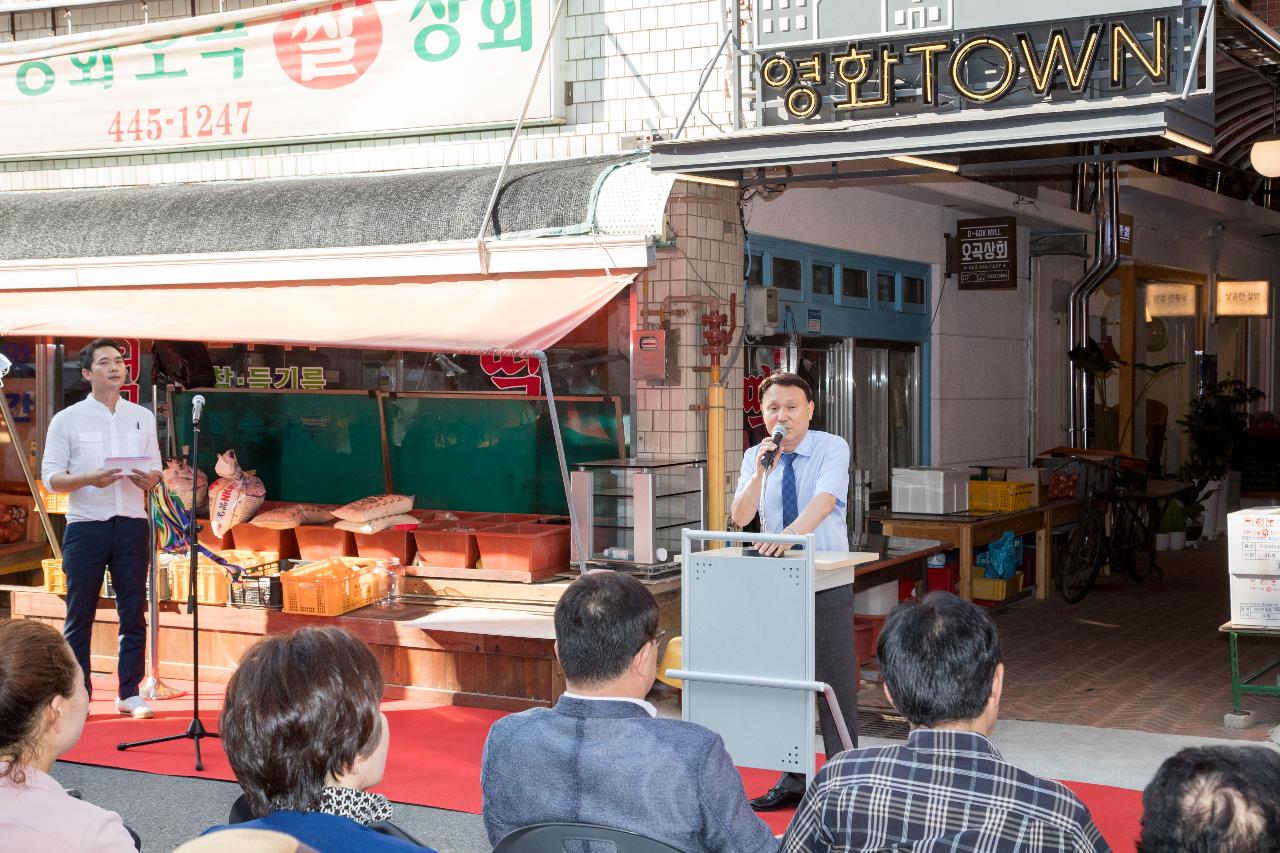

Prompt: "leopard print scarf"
[318,786,393,826]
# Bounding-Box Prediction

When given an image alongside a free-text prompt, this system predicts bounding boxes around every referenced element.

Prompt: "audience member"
[0,618,138,851]
[781,592,1110,852]
[481,570,778,852]
[1139,745,1280,852]
[204,627,434,852]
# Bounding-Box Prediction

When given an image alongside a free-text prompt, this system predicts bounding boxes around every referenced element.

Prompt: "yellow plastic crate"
[167,550,278,605]
[968,480,1034,512]
[42,558,66,593]
[36,481,68,515]
[971,572,1024,601]
[280,556,382,616]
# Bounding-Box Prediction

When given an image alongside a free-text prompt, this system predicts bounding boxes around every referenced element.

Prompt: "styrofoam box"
[892,467,970,514]
[1230,574,1280,626]
[1228,507,1280,576]
[855,580,899,615]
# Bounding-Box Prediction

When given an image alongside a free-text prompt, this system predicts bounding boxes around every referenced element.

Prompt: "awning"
[0,273,634,354]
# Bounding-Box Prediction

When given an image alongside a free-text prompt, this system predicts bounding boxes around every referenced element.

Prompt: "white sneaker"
[115,696,154,719]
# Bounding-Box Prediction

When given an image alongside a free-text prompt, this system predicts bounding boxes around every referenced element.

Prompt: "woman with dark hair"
[0,618,137,851]
[204,626,434,852]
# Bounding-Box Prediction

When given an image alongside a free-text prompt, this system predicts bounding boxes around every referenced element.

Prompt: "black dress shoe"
[749,784,804,811]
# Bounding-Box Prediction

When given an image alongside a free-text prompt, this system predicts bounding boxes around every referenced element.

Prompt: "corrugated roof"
[0,154,641,260]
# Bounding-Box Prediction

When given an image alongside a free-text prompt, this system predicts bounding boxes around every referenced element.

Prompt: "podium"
[669,529,874,783]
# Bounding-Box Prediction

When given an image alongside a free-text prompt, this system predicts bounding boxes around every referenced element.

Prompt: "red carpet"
[68,676,1140,850]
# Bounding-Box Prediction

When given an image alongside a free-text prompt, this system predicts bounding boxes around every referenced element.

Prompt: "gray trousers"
[815,584,859,757]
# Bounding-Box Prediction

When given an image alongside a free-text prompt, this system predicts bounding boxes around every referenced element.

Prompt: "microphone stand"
[118,398,219,770]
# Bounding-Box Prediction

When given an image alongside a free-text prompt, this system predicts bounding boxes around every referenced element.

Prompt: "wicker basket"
[280,556,382,616]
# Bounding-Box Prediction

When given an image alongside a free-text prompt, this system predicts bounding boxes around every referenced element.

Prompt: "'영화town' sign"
[755,1,1191,125]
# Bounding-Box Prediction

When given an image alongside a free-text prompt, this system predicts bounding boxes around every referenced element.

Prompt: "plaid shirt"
[780,729,1111,853]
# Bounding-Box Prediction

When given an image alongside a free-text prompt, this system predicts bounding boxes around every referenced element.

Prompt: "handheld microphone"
[760,422,788,471]
[191,394,206,426]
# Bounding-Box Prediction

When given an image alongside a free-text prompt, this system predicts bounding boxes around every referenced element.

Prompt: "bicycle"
[1051,453,1162,604]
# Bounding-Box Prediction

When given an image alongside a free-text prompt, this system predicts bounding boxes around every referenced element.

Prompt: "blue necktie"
[781,452,798,529]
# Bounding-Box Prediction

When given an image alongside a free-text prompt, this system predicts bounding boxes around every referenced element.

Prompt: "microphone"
[760,422,788,471]
[191,394,206,426]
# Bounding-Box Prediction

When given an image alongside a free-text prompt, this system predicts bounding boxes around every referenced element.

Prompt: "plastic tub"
[294,525,357,560]
[474,522,571,571]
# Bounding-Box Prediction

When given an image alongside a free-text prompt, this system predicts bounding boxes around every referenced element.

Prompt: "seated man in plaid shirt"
[781,592,1110,853]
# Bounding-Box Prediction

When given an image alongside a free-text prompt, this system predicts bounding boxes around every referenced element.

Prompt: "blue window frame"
[743,234,931,341]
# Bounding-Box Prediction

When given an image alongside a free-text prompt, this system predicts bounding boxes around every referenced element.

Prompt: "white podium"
[669,529,876,783]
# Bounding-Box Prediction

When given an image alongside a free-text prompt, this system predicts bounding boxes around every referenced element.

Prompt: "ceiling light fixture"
[1250,87,1280,178]
[892,155,961,174]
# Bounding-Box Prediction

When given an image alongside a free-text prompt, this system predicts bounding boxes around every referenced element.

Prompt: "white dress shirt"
[41,395,162,524]
[559,691,658,717]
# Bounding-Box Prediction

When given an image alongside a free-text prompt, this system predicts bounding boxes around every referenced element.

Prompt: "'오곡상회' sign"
[955,217,1017,290]
[1,0,562,159]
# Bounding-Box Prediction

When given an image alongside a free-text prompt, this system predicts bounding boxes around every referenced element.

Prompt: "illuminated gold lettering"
[796,53,824,84]
[786,85,821,119]
[761,56,794,89]
[906,41,951,105]
[1017,26,1101,95]
[950,37,1018,104]
[833,46,900,111]
[1111,18,1166,87]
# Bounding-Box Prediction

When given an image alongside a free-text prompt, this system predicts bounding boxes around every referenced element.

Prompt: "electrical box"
[746,287,779,336]
[631,328,667,382]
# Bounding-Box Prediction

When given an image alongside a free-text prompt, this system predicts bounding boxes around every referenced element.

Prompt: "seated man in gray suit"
[481,570,779,852]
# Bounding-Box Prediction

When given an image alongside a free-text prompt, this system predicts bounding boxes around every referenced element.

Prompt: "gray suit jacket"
[481,696,779,853]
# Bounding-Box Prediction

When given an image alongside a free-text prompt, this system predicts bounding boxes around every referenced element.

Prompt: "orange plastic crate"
[474,522,571,571]
[42,558,66,593]
[968,481,1034,512]
[279,556,381,616]
[168,550,278,605]
[413,521,498,569]
[36,481,69,515]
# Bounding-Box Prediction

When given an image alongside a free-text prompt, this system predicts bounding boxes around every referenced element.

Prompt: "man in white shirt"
[480,571,778,852]
[41,338,163,719]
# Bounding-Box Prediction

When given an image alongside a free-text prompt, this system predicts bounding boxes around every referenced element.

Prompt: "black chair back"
[492,822,687,853]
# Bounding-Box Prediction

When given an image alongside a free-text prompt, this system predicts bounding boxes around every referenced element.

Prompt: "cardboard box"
[1228,508,1280,626]
[1230,574,1280,626]
[892,467,970,514]
[1228,507,1280,576]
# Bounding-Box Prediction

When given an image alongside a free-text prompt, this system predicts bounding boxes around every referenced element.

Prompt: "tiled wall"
[639,181,745,526]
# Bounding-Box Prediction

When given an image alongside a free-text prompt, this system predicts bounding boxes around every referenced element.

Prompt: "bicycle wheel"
[1118,501,1157,583]
[1060,510,1105,603]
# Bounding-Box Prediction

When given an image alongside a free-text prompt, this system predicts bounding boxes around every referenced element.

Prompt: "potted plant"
[1177,380,1266,538]
[1068,339,1180,453]
[1184,499,1204,545]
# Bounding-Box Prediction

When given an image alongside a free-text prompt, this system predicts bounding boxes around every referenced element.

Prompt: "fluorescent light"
[892,155,960,174]
[1251,137,1280,178]
[1162,130,1214,156]
[670,172,741,188]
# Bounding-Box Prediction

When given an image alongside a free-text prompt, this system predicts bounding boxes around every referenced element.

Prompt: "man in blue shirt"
[731,371,857,810]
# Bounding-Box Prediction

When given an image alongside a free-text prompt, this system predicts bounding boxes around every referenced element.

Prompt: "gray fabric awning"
[0,154,656,261]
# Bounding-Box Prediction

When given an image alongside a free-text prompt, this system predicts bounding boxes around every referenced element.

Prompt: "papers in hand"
[104,456,152,473]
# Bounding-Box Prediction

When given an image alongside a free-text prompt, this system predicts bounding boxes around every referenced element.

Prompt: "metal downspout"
[1067,161,1120,448]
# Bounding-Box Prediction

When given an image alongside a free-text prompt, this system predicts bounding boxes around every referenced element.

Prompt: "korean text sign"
[2,0,561,159]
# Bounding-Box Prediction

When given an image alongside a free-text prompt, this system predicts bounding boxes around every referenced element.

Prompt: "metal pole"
[475,0,568,271]
[0,370,60,559]
[537,351,588,572]
[140,489,183,700]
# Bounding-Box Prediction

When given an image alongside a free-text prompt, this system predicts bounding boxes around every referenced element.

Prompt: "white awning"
[0,272,634,354]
